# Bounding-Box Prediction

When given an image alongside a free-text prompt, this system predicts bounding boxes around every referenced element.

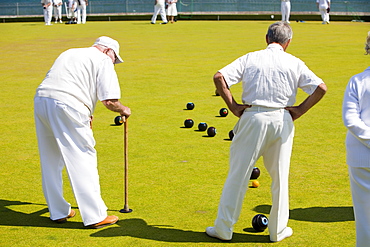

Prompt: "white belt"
[246,106,285,112]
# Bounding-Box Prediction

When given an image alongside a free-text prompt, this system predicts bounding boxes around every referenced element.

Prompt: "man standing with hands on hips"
[34,36,131,229]
[206,22,327,242]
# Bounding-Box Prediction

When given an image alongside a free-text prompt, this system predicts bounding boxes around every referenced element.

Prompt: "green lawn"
[0,20,369,246]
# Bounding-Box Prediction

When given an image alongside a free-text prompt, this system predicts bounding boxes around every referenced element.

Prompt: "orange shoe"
[53,209,76,223]
[87,215,119,229]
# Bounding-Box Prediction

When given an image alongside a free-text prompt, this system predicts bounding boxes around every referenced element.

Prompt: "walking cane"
[120,116,133,213]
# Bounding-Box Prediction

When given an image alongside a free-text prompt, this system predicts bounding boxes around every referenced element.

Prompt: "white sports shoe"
[205,227,231,241]
[271,227,293,242]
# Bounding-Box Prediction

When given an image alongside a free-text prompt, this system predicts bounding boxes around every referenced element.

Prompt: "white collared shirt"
[343,67,370,167]
[36,47,121,115]
[219,43,324,108]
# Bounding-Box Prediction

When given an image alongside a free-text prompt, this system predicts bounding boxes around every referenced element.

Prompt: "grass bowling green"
[0,20,369,246]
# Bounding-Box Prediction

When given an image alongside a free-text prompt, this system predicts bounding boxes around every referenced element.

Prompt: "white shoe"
[205,227,231,241]
[271,227,293,242]
[59,20,63,23]
[55,20,57,23]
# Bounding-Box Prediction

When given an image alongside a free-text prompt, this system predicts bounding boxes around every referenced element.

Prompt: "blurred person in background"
[151,0,167,24]
[67,0,77,24]
[166,0,177,23]
[53,0,63,23]
[41,0,53,25]
[316,0,330,24]
[343,31,370,247]
[76,0,88,24]
[281,0,291,23]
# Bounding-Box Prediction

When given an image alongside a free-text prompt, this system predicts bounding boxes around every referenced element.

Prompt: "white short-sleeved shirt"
[36,47,121,115]
[219,43,324,108]
[343,67,370,167]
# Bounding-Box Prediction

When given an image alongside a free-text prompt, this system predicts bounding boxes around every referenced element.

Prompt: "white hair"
[267,21,293,45]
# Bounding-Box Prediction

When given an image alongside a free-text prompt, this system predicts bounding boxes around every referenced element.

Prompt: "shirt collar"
[267,43,284,51]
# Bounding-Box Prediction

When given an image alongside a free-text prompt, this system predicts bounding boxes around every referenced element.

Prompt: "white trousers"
[43,6,53,24]
[77,3,87,24]
[53,5,62,20]
[151,4,167,23]
[214,107,294,242]
[34,97,108,226]
[348,166,370,247]
[281,1,291,22]
[319,8,330,23]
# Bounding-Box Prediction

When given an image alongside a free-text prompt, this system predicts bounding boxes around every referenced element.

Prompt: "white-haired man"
[206,21,327,242]
[34,36,131,229]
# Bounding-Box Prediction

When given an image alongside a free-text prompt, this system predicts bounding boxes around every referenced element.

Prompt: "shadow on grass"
[254,204,354,222]
[90,218,271,243]
[2,199,352,242]
[0,199,270,243]
[0,199,83,229]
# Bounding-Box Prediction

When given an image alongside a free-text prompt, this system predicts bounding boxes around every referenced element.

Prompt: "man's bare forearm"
[102,99,131,118]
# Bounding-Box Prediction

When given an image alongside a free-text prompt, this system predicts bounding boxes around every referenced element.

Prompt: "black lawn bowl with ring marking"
[186,102,195,110]
[114,116,124,126]
[252,214,268,232]
[250,167,260,180]
[198,122,208,131]
[184,119,194,128]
